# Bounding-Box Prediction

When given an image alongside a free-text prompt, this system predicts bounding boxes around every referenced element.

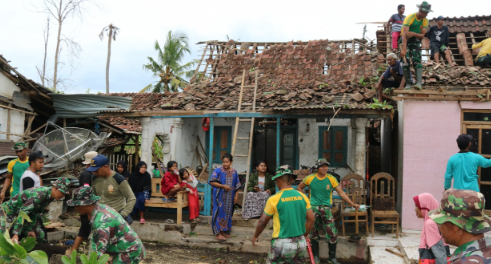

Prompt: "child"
[19,151,45,192]
[414,193,450,264]
[179,168,200,223]
[161,161,186,202]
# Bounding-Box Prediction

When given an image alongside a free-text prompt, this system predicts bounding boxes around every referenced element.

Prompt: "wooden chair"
[340,174,369,236]
[370,172,399,238]
[145,178,189,225]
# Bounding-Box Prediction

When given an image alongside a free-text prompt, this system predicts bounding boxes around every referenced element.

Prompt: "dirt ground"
[40,242,268,264]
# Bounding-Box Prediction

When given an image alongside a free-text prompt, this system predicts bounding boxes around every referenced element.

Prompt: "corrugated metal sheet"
[51,94,133,118]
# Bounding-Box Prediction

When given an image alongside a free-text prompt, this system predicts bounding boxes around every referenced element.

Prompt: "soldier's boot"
[328,242,341,264]
[311,240,320,264]
[413,68,423,90]
[403,68,412,89]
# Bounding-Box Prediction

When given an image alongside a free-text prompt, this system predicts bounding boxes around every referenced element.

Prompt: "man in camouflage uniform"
[297,158,359,264]
[252,165,315,264]
[67,186,145,264]
[0,177,70,243]
[429,189,491,263]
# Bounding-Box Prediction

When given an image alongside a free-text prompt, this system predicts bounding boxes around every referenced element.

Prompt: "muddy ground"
[41,242,268,264]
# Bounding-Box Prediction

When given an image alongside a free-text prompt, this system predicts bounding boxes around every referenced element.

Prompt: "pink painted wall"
[401,101,461,230]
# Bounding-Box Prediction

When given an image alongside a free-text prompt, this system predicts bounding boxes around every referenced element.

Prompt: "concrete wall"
[0,72,25,141]
[399,100,491,230]
[142,117,355,178]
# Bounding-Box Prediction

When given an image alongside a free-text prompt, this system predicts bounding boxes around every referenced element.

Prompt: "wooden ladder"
[231,69,258,207]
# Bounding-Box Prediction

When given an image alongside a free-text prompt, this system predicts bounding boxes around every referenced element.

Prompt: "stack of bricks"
[456,33,474,66]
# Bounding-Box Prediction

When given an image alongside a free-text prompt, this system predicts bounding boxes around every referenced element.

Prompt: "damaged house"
[101,39,395,216]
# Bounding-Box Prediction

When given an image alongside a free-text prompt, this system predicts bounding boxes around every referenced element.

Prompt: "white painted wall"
[298,118,354,178]
[142,117,356,179]
[0,72,25,141]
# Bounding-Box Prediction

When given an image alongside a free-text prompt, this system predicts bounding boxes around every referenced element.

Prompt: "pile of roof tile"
[98,116,141,133]
[158,39,388,111]
[423,62,491,86]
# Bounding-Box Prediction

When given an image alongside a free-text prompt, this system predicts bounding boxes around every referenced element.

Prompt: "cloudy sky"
[0,0,486,94]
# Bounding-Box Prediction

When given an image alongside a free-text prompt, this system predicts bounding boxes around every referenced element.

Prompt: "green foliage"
[249,67,255,72]
[358,77,368,86]
[477,94,484,99]
[318,83,328,89]
[369,98,393,109]
[485,117,489,121]
[153,138,164,162]
[383,88,392,95]
[0,233,47,264]
[62,251,109,264]
[141,31,195,93]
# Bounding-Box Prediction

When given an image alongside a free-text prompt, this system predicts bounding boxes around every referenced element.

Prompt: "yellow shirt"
[472,38,491,60]
[401,13,429,38]
[7,158,29,195]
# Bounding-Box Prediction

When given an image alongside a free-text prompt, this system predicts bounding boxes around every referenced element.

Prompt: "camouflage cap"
[67,186,100,206]
[429,189,491,234]
[11,141,28,151]
[315,158,330,169]
[51,177,71,194]
[272,165,297,181]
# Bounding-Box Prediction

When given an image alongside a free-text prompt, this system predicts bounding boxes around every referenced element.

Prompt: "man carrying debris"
[400,1,431,89]
[0,142,30,203]
[0,177,70,243]
[427,16,456,66]
[375,53,407,101]
[252,165,314,264]
[472,31,491,68]
[88,155,136,224]
[68,186,146,263]
[66,151,99,256]
[297,158,360,264]
[444,134,491,192]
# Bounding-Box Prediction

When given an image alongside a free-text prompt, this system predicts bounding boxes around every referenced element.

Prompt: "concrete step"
[193,225,274,240]
[181,234,270,254]
[198,216,273,229]
[369,246,405,264]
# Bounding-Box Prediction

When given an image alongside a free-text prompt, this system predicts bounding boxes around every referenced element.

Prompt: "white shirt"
[185,174,199,190]
[19,170,41,192]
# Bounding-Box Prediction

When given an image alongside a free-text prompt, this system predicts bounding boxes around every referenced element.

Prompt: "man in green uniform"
[430,189,491,263]
[252,165,314,264]
[0,142,30,203]
[297,158,360,264]
[399,1,431,89]
[87,155,136,224]
[67,186,146,264]
[0,177,70,243]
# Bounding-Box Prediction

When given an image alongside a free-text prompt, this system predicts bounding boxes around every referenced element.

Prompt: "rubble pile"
[158,39,389,111]
[423,62,491,86]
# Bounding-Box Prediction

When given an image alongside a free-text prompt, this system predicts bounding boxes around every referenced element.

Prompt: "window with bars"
[318,126,348,167]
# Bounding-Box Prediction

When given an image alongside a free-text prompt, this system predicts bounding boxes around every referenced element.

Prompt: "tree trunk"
[106,25,112,94]
[53,8,63,91]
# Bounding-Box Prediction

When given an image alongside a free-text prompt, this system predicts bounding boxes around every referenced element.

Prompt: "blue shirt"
[444,152,491,192]
[383,60,404,80]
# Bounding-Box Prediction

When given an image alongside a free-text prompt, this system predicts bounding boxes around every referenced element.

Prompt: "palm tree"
[141,31,195,93]
[99,24,120,93]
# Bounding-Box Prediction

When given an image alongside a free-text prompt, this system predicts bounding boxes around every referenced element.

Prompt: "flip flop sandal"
[140,219,146,224]
[348,234,361,242]
[162,198,172,203]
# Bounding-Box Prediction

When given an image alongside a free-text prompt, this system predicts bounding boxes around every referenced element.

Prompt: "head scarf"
[117,160,131,179]
[129,161,152,194]
[414,193,444,249]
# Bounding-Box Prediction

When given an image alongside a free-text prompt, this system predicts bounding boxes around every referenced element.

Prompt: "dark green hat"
[51,177,71,194]
[314,158,330,169]
[416,1,432,12]
[12,142,28,151]
[429,189,491,234]
[272,165,297,181]
[67,186,100,206]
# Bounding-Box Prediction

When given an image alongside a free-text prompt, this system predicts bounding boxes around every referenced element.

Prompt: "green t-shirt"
[302,173,339,206]
[264,188,311,238]
[401,13,429,41]
[91,172,136,217]
[7,158,29,196]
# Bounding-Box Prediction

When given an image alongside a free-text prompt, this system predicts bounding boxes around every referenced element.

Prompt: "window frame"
[318,126,348,167]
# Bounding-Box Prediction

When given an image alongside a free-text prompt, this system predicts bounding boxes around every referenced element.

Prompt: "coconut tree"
[141,31,195,93]
[99,24,120,93]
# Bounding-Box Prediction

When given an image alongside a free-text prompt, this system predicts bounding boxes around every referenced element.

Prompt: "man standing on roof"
[68,186,146,264]
[444,134,491,192]
[0,142,29,203]
[88,155,136,224]
[0,177,70,243]
[387,4,406,52]
[400,1,431,90]
[297,158,360,264]
[427,16,457,66]
[252,165,315,264]
[472,30,491,68]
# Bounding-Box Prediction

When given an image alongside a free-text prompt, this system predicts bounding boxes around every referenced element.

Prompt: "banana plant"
[0,233,48,264]
[62,250,109,264]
